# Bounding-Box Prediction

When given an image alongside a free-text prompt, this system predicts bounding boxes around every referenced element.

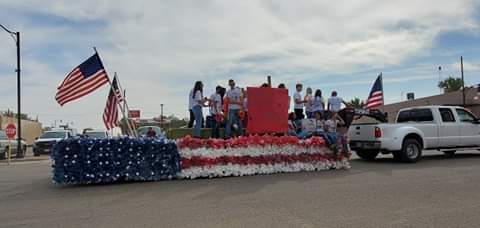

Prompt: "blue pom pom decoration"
[51,137,181,185]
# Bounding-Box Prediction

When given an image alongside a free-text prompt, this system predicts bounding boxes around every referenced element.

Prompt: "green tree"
[438,76,462,93]
[347,97,365,109]
[1,110,36,121]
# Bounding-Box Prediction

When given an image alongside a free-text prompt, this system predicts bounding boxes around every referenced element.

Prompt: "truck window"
[397,109,434,123]
[455,109,477,123]
[439,108,455,122]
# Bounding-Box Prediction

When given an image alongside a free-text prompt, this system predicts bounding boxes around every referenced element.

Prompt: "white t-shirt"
[227,87,242,110]
[324,119,337,133]
[312,96,324,112]
[293,92,303,109]
[188,89,194,110]
[209,93,222,115]
[193,90,203,108]
[328,96,343,112]
[304,95,313,112]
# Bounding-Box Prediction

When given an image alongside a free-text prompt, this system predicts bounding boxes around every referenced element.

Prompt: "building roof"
[384,87,479,112]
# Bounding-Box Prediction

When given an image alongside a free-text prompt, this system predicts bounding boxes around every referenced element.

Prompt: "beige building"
[0,115,43,145]
[383,87,480,123]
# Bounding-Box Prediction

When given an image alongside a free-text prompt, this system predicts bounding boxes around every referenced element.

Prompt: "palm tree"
[438,76,462,93]
[347,97,365,109]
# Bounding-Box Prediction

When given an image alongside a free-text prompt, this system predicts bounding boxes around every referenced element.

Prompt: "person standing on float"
[293,83,306,120]
[192,81,207,138]
[327,90,347,120]
[225,79,243,138]
[209,86,223,138]
[304,87,314,119]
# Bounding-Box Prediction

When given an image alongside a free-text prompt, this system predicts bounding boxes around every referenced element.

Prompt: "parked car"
[83,130,109,139]
[348,106,480,162]
[0,130,27,160]
[33,130,72,156]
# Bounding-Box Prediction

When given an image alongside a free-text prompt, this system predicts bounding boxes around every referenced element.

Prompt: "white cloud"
[0,0,478,129]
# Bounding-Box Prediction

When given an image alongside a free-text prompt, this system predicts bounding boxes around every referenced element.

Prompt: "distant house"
[0,114,43,145]
[383,87,480,123]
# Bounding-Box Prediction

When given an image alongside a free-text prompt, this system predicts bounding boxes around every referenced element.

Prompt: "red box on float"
[246,87,289,134]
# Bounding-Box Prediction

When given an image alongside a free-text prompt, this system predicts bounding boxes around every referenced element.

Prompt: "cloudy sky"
[0,0,479,130]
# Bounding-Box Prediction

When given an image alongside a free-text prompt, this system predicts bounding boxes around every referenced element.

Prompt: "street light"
[0,24,22,158]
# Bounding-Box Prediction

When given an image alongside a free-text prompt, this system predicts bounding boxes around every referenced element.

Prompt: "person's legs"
[225,110,234,138]
[235,110,243,136]
[288,129,298,137]
[306,111,312,119]
[294,109,304,120]
[211,117,219,138]
[193,106,202,137]
[188,109,194,128]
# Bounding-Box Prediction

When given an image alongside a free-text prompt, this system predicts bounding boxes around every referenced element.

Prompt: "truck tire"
[392,151,403,161]
[356,150,379,161]
[443,150,456,156]
[0,149,5,160]
[400,138,422,163]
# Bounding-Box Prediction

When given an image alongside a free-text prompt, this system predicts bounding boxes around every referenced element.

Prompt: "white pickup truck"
[348,106,480,162]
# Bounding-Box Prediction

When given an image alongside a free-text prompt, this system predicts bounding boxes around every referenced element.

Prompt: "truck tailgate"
[348,124,378,141]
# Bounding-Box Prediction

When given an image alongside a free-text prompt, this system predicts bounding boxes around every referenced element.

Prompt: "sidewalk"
[0,149,50,165]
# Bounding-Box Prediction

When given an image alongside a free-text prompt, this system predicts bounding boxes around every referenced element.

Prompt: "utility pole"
[438,66,442,93]
[461,56,465,107]
[0,24,22,158]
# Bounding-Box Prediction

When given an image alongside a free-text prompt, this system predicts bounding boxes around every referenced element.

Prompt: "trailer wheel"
[400,138,422,163]
[356,150,379,161]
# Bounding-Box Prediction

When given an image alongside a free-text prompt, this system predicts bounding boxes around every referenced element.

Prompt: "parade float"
[52,87,351,185]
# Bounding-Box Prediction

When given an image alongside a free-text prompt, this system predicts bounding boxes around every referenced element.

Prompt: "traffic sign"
[5,124,16,140]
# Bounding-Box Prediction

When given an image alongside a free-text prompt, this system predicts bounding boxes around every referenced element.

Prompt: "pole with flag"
[103,78,120,130]
[112,72,137,136]
[365,73,384,110]
[91,48,136,137]
[55,52,109,106]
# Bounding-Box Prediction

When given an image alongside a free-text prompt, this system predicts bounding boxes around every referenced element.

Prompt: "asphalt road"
[1,150,480,228]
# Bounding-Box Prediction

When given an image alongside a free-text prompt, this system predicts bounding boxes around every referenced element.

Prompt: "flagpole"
[380,72,385,113]
[93,47,136,137]
[113,72,137,136]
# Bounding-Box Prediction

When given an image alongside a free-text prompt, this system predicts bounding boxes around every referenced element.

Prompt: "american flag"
[55,53,109,106]
[365,73,384,109]
[103,77,121,130]
[112,75,124,102]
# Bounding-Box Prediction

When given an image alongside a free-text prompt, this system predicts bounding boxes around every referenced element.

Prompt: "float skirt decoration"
[52,135,350,185]
[51,137,181,185]
[177,135,351,179]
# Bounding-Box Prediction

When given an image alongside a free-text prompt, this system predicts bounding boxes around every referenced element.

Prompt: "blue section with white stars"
[51,137,181,185]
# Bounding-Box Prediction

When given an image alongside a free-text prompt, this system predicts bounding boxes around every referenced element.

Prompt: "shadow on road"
[2,151,479,203]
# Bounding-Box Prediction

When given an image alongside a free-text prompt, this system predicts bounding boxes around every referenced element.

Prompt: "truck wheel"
[392,151,403,161]
[443,150,456,156]
[400,138,422,163]
[356,150,379,161]
[0,150,5,160]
